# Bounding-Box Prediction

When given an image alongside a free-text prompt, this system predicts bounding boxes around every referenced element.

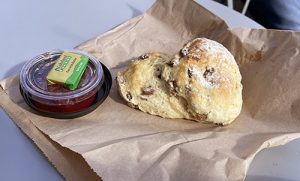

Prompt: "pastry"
[116,52,191,118]
[116,38,243,125]
[162,38,243,125]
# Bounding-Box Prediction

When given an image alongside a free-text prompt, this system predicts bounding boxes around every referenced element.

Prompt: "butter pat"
[46,52,89,90]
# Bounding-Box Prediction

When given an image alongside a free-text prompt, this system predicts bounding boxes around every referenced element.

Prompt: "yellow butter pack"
[46,52,89,90]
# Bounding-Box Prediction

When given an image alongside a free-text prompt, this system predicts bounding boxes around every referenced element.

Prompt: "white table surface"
[0,0,299,181]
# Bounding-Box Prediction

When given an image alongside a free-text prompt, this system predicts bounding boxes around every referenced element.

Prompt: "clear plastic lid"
[20,49,104,103]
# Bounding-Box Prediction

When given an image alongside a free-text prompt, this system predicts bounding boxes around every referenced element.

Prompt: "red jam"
[20,50,104,114]
[33,93,97,112]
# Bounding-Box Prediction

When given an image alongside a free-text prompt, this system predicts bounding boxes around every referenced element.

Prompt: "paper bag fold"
[1,0,300,180]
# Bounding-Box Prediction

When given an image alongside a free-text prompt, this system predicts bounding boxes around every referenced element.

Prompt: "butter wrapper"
[46,52,89,90]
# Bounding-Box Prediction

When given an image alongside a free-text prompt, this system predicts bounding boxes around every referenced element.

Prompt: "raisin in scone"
[116,52,192,118]
[162,38,242,125]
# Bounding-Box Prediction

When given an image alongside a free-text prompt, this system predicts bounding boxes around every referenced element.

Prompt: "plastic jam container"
[20,49,112,118]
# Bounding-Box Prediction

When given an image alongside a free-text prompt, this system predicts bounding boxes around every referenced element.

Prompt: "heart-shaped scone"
[116,38,243,125]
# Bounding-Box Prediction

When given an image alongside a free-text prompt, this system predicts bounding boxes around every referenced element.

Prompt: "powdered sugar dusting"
[189,66,216,89]
[189,66,229,89]
[184,38,235,67]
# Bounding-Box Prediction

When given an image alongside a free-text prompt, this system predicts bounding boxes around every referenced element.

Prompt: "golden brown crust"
[163,38,243,124]
[116,38,243,125]
[116,52,191,118]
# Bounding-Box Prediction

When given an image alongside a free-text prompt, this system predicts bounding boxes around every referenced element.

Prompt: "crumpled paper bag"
[1,0,300,180]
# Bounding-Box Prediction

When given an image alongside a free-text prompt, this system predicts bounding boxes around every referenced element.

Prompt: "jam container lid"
[20,49,104,103]
[19,49,112,118]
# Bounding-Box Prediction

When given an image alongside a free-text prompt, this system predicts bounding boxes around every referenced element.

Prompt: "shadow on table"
[4,61,26,79]
[127,4,143,18]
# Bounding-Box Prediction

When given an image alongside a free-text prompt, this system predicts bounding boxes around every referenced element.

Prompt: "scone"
[162,38,243,125]
[116,38,243,125]
[116,52,192,118]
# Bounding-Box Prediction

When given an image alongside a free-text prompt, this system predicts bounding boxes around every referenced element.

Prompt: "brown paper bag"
[1,0,300,180]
